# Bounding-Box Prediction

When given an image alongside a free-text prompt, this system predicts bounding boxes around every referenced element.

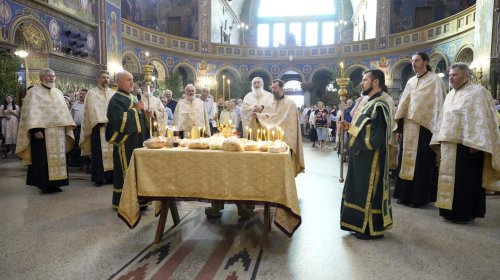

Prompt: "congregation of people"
[1,51,499,240]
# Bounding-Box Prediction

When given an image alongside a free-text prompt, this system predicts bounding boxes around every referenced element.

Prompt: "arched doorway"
[391,60,412,99]
[283,80,304,107]
[216,68,241,102]
[348,68,365,88]
[455,47,473,64]
[172,64,196,88]
[13,21,50,102]
[122,52,141,75]
[310,69,339,106]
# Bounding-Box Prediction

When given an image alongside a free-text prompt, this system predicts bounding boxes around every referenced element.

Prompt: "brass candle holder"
[336,62,350,183]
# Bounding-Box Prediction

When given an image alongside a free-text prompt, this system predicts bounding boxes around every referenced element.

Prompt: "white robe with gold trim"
[431,83,500,209]
[79,86,115,171]
[173,98,211,136]
[16,85,75,180]
[257,96,305,175]
[241,90,274,138]
[394,71,446,180]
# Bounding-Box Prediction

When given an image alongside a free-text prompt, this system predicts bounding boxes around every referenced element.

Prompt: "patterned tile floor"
[1,142,499,280]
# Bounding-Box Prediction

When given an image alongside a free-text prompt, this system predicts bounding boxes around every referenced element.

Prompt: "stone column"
[473,0,495,89]
[199,0,211,53]
[376,0,390,49]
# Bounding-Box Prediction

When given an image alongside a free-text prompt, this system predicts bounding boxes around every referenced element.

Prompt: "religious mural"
[106,1,122,65]
[121,0,199,39]
[390,0,476,33]
[48,0,96,22]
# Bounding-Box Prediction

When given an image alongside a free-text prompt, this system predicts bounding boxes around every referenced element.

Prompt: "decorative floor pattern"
[110,203,267,280]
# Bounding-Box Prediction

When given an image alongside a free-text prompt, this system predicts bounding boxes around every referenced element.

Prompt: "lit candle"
[215,81,218,120]
[282,131,285,141]
[227,79,231,101]
[340,62,344,78]
[267,129,270,141]
[272,130,275,142]
[198,127,202,139]
[245,126,249,140]
[249,128,252,141]
[222,75,225,111]
[257,129,261,141]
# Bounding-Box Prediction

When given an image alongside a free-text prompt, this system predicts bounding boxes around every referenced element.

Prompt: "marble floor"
[0,142,499,280]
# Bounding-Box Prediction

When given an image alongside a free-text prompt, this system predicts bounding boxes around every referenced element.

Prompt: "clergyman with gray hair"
[105,70,149,210]
[431,62,500,223]
[16,68,76,194]
[173,84,210,139]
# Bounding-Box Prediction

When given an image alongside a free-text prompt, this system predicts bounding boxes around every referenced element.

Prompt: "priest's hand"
[135,100,144,111]
[253,105,264,113]
[339,120,350,130]
[34,131,44,139]
[145,109,153,119]
[252,111,257,118]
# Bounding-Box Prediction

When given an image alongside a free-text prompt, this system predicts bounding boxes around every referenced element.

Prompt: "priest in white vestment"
[241,77,273,140]
[80,71,115,186]
[16,68,76,193]
[141,84,167,137]
[173,84,210,138]
[257,79,305,175]
[431,63,500,222]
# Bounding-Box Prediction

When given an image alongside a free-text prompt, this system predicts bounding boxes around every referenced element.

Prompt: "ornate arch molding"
[9,16,52,53]
[345,64,369,77]
[172,62,197,83]
[279,67,306,82]
[391,58,412,80]
[429,51,449,71]
[308,67,332,83]
[248,68,272,82]
[454,44,474,64]
[215,65,242,80]
[122,51,141,74]
[150,58,169,80]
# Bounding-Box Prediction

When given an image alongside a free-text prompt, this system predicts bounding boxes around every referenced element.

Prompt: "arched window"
[257,0,339,47]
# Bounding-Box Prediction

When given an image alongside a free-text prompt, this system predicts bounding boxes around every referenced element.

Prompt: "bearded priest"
[16,68,76,194]
[241,77,273,140]
[256,79,305,175]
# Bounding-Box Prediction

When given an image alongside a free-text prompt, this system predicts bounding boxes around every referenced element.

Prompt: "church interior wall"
[3,1,495,101]
[390,0,476,33]
[121,0,199,39]
[1,0,101,97]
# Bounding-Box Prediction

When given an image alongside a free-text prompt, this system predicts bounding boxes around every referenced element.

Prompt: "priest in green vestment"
[105,71,148,209]
[340,69,393,239]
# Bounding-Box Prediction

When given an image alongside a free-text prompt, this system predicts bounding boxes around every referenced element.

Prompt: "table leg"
[154,200,169,243]
[263,204,271,249]
[169,201,180,225]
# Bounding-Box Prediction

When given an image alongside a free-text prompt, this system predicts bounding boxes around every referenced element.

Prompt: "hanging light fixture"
[14,25,29,58]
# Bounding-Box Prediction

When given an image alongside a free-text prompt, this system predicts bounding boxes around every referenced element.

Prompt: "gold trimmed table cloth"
[118,147,301,236]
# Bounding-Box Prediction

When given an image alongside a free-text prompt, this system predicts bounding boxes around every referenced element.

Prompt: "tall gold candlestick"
[227,79,231,101]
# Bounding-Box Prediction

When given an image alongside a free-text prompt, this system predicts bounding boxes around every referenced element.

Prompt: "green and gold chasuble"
[340,93,393,236]
[105,90,147,209]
